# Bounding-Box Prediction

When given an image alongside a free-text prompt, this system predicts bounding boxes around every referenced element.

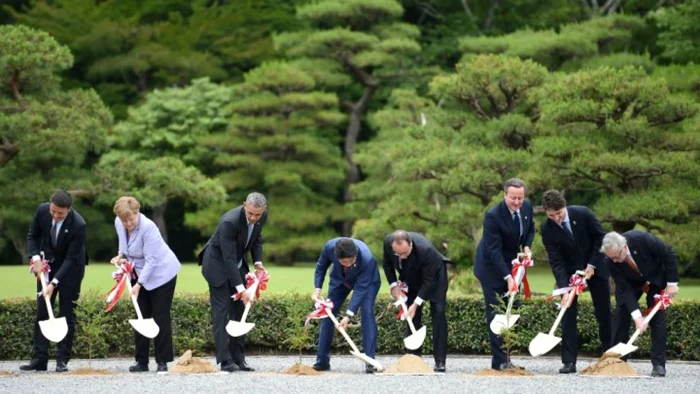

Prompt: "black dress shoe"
[559,363,576,374]
[235,361,255,372]
[434,361,446,373]
[129,362,149,372]
[220,359,236,372]
[495,361,524,371]
[157,362,168,372]
[651,365,666,377]
[312,362,330,372]
[56,360,69,373]
[19,359,47,371]
[365,364,377,374]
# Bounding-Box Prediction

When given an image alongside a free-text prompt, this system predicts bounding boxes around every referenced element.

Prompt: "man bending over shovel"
[601,230,679,378]
[21,191,87,373]
[383,230,450,372]
[312,238,381,373]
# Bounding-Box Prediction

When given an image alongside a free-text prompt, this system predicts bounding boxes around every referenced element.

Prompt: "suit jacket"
[26,203,87,288]
[199,206,266,289]
[608,230,679,313]
[541,205,608,288]
[314,238,381,314]
[474,199,535,288]
[382,232,450,302]
[115,214,181,291]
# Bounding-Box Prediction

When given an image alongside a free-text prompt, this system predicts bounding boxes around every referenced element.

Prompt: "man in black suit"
[474,178,535,370]
[21,191,87,373]
[540,190,611,374]
[199,192,267,372]
[383,230,450,372]
[601,230,679,378]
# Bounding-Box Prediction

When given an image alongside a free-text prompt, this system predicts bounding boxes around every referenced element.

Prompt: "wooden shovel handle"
[400,301,418,333]
[628,297,664,345]
[38,272,55,320]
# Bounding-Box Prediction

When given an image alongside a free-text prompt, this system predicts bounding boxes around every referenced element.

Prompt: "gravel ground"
[1,355,698,394]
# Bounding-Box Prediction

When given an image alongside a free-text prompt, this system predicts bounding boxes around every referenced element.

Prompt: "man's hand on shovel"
[390,286,402,300]
[338,316,350,329]
[406,303,418,319]
[634,316,648,334]
[583,265,595,280]
[666,284,679,298]
[506,276,518,296]
[239,288,254,304]
[43,282,56,298]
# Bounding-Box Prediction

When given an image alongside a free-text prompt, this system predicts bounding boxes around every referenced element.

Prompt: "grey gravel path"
[1,355,698,394]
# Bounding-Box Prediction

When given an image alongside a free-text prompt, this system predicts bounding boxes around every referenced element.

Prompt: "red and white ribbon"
[232,270,270,301]
[392,282,409,320]
[105,262,134,312]
[547,274,587,308]
[644,290,672,315]
[305,299,335,326]
[511,257,534,299]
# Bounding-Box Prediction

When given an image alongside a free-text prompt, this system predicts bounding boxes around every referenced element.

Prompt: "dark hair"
[503,178,527,193]
[542,190,566,211]
[334,238,358,259]
[390,230,412,244]
[50,190,73,208]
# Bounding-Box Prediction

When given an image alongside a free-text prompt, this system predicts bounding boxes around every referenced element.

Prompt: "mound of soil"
[68,367,111,376]
[580,353,638,377]
[283,363,321,376]
[381,355,434,374]
[170,350,217,374]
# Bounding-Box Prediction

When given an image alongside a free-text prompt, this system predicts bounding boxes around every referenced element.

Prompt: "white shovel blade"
[350,350,383,371]
[490,314,520,335]
[39,317,68,343]
[404,326,427,350]
[129,318,160,339]
[605,343,638,358]
[226,321,255,337]
[528,332,562,357]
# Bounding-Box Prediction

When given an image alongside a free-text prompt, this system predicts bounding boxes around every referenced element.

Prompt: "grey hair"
[390,230,412,244]
[600,231,627,254]
[503,178,527,193]
[245,192,267,207]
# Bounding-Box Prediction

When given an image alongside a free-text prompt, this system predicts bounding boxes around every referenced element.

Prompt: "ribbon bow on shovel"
[105,259,160,339]
[226,270,269,337]
[392,282,426,350]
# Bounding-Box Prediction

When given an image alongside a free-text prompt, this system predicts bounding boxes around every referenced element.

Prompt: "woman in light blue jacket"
[111,196,181,373]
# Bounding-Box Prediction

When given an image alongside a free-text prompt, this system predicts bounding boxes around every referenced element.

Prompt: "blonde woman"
[111,197,181,373]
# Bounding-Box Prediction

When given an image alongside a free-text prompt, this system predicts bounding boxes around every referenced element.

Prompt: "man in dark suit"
[540,190,611,374]
[474,178,535,370]
[312,238,381,373]
[383,230,450,372]
[601,230,679,378]
[199,192,267,372]
[21,191,87,373]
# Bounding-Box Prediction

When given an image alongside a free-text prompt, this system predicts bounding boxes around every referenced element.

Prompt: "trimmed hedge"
[1,292,698,361]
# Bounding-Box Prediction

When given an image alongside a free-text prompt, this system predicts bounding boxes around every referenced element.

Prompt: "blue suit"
[314,238,381,365]
[474,199,535,369]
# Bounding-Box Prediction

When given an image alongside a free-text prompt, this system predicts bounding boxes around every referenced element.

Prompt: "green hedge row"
[1,292,698,361]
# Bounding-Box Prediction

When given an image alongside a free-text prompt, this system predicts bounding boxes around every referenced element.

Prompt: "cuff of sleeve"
[235,285,245,293]
[390,282,398,289]
[315,288,322,292]
[32,255,40,262]
[414,296,424,306]
[587,264,596,269]
[631,309,642,319]
[254,261,263,266]
[667,282,678,287]
[345,310,354,317]
[503,274,512,281]
[51,278,59,286]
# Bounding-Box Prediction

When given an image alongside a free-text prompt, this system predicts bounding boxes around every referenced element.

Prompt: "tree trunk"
[12,237,27,264]
[152,201,168,242]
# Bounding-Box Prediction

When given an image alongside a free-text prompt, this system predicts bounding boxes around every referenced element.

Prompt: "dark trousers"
[133,276,177,364]
[316,283,380,365]
[405,268,448,364]
[32,279,80,363]
[561,274,611,364]
[481,282,511,369]
[209,266,249,364]
[611,288,666,367]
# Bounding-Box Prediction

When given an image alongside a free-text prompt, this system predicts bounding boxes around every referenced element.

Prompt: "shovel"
[37,271,68,343]
[399,301,426,350]
[125,278,160,339]
[226,280,259,337]
[604,296,666,358]
[490,264,525,335]
[315,297,383,371]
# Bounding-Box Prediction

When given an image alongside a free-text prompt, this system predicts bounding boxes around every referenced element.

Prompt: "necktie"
[513,212,521,239]
[245,224,253,248]
[563,220,574,239]
[624,255,642,277]
[342,265,349,276]
[50,222,58,246]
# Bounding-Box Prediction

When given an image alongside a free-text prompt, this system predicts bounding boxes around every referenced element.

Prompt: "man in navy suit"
[540,190,611,374]
[474,178,535,370]
[602,230,679,377]
[312,238,381,373]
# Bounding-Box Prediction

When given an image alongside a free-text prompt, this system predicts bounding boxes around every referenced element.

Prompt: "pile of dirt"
[170,350,218,374]
[283,363,321,376]
[381,355,434,374]
[473,365,532,377]
[580,353,638,377]
[0,371,13,377]
[68,367,111,376]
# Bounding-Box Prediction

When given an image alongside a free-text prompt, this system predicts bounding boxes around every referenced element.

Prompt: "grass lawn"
[1,263,699,300]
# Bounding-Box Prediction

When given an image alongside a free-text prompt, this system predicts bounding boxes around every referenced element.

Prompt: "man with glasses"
[383,230,450,372]
[199,192,267,372]
[601,230,679,377]
[311,238,381,373]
